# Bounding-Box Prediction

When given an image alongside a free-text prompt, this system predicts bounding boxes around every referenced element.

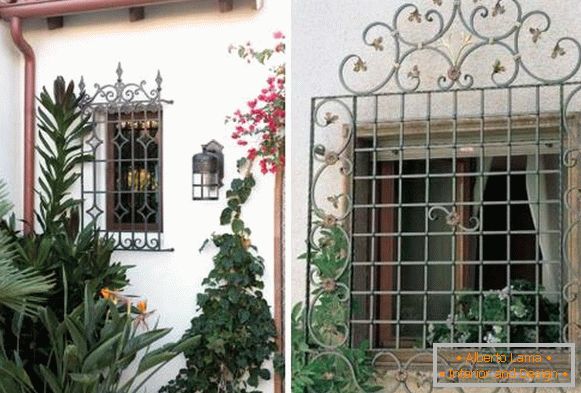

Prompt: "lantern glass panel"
[192,172,220,200]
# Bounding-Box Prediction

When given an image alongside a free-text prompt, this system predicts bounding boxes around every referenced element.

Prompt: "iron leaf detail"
[530,27,542,44]
[552,43,566,59]
[493,59,506,74]
[353,57,368,72]
[408,9,422,23]
[371,36,384,51]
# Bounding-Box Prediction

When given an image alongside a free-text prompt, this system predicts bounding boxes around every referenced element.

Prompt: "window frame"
[345,111,581,354]
[78,65,172,252]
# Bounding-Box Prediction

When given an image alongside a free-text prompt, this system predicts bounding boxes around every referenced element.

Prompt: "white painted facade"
[0,0,286,391]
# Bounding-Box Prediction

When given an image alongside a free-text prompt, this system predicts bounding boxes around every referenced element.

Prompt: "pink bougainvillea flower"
[227,35,285,176]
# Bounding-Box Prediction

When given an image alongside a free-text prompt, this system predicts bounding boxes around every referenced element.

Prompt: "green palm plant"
[0,180,53,393]
[0,180,54,315]
[36,76,93,234]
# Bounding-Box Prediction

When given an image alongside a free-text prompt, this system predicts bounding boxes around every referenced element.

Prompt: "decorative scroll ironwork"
[79,63,171,112]
[79,63,173,251]
[306,0,581,391]
[428,206,480,232]
[339,0,581,94]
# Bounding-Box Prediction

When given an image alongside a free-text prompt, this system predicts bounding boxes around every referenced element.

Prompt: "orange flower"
[100,288,113,300]
[134,299,155,330]
[136,299,148,314]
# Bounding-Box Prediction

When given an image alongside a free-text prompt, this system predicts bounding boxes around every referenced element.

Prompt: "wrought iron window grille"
[306,0,581,390]
[79,63,174,251]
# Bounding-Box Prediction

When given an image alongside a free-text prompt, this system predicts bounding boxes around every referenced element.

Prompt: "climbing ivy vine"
[162,158,277,393]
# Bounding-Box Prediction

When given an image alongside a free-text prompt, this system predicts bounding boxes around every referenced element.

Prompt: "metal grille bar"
[348,86,567,350]
[306,81,581,368]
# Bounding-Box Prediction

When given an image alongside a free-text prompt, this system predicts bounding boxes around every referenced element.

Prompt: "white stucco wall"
[0,24,22,215]
[1,0,286,391]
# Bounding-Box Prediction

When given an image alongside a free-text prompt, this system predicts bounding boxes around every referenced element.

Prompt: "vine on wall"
[162,33,286,393]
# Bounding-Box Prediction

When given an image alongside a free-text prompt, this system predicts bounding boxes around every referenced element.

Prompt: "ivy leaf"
[232,219,245,234]
[231,178,244,191]
[246,176,256,188]
[247,372,259,387]
[206,337,226,355]
[259,368,271,380]
[239,309,250,323]
[220,208,233,225]
[228,289,240,304]
[228,198,240,210]
[237,157,248,171]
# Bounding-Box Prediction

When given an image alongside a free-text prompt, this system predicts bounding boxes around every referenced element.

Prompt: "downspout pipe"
[9,17,35,234]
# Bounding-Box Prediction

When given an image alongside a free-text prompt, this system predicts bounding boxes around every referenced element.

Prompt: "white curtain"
[468,157,494,279]
[472,157,494,219]
[526,155,561,300]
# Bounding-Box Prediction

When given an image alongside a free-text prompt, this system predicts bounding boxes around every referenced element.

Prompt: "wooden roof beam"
[218,0,233,13]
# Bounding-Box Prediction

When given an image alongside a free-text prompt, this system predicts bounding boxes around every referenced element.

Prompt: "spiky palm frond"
[36,77,93,234]
[0,181,53,316]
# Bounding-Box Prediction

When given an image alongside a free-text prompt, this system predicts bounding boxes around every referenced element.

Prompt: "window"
[106,111,163,232]
[350,109,569,350]
[79,65,171,251]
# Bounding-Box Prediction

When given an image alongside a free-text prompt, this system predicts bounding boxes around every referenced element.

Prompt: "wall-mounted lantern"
[192,140,224,200]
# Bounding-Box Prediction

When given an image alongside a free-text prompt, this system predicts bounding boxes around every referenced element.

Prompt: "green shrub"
[291,303,380,393]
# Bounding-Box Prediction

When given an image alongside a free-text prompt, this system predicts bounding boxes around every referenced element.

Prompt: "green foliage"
[0,180,53,393]
[36,77,93,233]
[294,220,380,392]
[302,225,348,282]
[427,280,560,345]
[1,76,190,393]
[291,303,380,393]
[12,222,130,315]
[0,354,35,393]
[0,77,130,392]
[291,304,317,393]
[162,158,277,393]
[299,226,350,347]
[0,181,54,316]
[39,285,200,393]
[5,76,130,312]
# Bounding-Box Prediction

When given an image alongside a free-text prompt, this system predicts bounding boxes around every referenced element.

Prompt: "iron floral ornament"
[338,0,581,94]
[305,1,581,392]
